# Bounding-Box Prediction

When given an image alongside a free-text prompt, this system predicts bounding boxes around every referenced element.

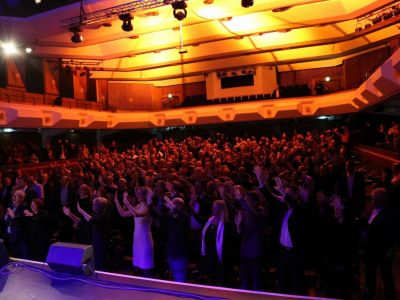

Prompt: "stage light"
[382,11,393,20]
[25,47,33,54]
[172,0,187,21]
[35,0,42,4]
[393,5,400,16]
[241,0,254,8]
[2,128,15,133]
[168,93,173,98]
[119,13,134,32]
[69,26,83,43]
[325,76,331,82]
[1,42,18,55]
[371,15,382,24]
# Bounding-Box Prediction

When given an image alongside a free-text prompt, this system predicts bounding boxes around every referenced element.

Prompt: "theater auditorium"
[0,0,399,299]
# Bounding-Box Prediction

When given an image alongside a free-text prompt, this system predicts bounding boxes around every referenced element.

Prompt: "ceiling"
[0,0,80,17]
[0,0,399,82]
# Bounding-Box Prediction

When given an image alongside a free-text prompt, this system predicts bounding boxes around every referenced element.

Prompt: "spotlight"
[325,76,331,82]
[393,5,400,16]
[25,47,33,54]
[241,0,254,8]
[69,26,83,43]
[35,0,42,3]
[172,0,187,21]
[119,13,134,32]
[382,11,393,20]
[1,42,18,55]
[371,15,382,24]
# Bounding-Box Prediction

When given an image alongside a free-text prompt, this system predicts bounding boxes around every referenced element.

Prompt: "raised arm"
[114,191,134,217]
[62,206,81,223]
[77,202,92,222]
[122,195,148,217]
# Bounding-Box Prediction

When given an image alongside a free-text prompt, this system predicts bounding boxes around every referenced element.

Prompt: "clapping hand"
[122,192,131,207]
[163,196,175,209]
[274,177,286,196]
[253,166,262,179]
[62,206,71,217]
[329,194,344,210]
[235,211,243,227]
[146,187,154,205]
[23,209,33,217]
[330,194,344,222]
[7,208,15,218]
[253,166,268,187]
[298,185,309,203]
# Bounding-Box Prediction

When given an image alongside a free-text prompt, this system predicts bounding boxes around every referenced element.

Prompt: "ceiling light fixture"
[241,0,254,8]
[1,42,18,55]
[119,13,134,32]
[70,26,83,43]
[172,0,187,21]
[25,47,33,54]
[69,0,85,43]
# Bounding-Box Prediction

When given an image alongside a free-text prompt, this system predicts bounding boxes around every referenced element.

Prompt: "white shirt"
[280,207,293,249]
[368,208,383,225]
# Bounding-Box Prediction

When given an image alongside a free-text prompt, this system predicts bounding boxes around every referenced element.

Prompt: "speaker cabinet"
[46,242,94,275]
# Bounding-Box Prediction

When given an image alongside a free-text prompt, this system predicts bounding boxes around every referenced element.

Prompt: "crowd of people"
[0,138,89,165]
[0,127,399,299]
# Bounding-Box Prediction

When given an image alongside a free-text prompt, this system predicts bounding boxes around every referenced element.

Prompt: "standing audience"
[0,126,398,300]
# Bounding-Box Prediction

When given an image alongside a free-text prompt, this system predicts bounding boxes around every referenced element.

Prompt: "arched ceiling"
[0,0,398,80]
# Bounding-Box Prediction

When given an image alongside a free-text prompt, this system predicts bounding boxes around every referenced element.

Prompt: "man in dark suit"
[4,190,28,258]
[336,160,366,219]
[363,188,396,300]
[255,167,308,295]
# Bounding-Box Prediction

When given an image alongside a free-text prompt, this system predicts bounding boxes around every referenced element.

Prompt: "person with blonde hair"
[201,200,233,286]
[115,187,154,276]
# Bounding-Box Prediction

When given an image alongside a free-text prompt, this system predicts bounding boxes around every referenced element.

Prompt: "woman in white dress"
[114,187,154,276]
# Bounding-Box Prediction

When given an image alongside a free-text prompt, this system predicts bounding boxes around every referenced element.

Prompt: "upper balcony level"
[1,46,399,129]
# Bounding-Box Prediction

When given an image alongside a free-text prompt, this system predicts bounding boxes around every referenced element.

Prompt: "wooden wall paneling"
[108,82,154,110]
[96,79,108,103]
[7,58,25,88]
[343,47,390,90]
[43,60,59,95]
[73,71,88,100]
[183,81,206,96]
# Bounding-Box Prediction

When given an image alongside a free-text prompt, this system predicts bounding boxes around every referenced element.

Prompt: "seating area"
[278,84,312,98]
[181,92,275,107]
[180,85,312,108]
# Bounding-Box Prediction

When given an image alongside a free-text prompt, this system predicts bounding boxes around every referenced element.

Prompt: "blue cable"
[0,262,229,300]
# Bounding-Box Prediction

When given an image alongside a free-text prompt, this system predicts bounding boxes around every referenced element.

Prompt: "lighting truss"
[61,0,169,28]
[61,59,103,67]
[356,1,400,24]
